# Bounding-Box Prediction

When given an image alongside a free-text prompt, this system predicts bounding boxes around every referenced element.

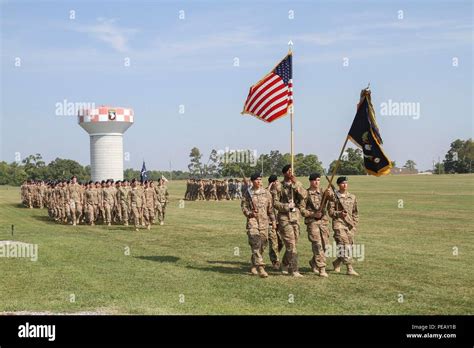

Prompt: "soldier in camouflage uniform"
[155,178,169,225]
[68,176,83,226]
[241,173,276,278]
[328,176,360,276]
[102,179,116,226]
[273,165,306,277]
[267,175,284,270]
[118,180,130,226]
[299,173,333,277]
[84,181,98,225]
[128,179,144,231]
[143,181,156,230]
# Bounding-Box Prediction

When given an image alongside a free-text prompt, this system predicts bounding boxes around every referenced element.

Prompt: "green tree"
[294,154,324,177]
[188,147,203,177]
[328,148,365,175]
[434,162,445,174]
[403,160,417,171]
[47,158,89,181]
[444,139,473,173]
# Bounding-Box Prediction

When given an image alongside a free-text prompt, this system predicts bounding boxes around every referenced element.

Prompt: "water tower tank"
[78,106,134,181]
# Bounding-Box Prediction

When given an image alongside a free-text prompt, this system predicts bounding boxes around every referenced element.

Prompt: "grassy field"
[0,175,473,315]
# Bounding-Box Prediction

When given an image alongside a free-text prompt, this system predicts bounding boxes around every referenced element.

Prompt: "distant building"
[390,167,419,175]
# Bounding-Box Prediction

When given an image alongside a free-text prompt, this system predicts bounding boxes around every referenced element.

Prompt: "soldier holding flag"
[273,165,306,277]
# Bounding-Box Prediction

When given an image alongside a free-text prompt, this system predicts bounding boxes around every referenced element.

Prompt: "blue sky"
[1,0,472,172]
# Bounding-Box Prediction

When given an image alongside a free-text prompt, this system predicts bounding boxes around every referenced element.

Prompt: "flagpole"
[328,135,349,186]
[288,41,294,175]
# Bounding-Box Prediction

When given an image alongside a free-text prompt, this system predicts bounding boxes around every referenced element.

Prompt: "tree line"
[0,138,471,186]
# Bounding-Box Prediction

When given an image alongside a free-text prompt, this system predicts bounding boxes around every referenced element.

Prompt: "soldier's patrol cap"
[250,172,262,181]
[268,174,278,183]
[309,173,321,181]
[282,164,291,174]
[337,176,348,184]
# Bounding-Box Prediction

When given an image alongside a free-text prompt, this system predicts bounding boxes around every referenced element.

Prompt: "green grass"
[0,174,473,315]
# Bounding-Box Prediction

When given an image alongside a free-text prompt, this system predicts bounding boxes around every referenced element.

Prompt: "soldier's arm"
[328,199,338,219]
[241,194,253,218]
[272,188,290,213]
[352,196,359,226]
[266,191,276,223]
[298,194,312,218]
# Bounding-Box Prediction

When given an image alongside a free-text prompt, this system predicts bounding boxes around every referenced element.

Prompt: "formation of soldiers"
[21,176,169,231]
[241,165,359,279]
[183,178,244,201]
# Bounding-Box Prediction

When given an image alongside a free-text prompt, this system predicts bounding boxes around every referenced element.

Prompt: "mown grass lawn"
[0,174,473,315]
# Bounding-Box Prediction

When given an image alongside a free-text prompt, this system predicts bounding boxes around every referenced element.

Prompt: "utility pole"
[169,160,172,181]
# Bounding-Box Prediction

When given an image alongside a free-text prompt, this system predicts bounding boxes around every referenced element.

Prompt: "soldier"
[224,179,230,200]
[273,165,306,277]
[26,180,34,208]
[114,181,122,223]
[128,178,144,231]
[241,173,276,278]
[209,180,218,201]
[143,181,156,230]
[328,176,360,276]
[68,176,83,226]
[198,179,205,200]
[300,173,332,277]
[84,181,97,225]
[235,179,242,200]
[94,182,101,223]
[102,179,116,226]
[97,181,106,223]
[118,180,130,226]
[155,178,169,225]
[60,181,71,223]
[267,175,284,270]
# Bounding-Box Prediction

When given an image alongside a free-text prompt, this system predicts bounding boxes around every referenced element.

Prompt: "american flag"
[242,53,293,123]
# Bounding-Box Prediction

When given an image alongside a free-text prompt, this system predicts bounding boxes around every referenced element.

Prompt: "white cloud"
[73,18,138,53]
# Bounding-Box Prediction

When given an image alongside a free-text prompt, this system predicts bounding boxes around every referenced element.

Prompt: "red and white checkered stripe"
[78,106,134,123]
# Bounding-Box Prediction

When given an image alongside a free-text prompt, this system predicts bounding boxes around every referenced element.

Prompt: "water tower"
[78,106,134,181]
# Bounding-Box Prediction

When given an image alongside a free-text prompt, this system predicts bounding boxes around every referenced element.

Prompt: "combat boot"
[309,260,320,274]
[272,261,281,270]
[332,259,342,273]
[257,266,268,278]
[290,271,304,278]
[347,265,359,276]
[250,266,258,275]
[319,267,329,278]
